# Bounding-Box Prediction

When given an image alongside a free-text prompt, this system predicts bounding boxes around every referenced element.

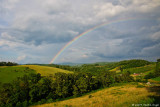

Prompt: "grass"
[22,65,73,77]
[0,65,73,84]
[123,64,155,74]
[109,66,121,73]
[109,64,155,75]
[32,83,160,107]
[151,77,160,81]
[0,66,35,83]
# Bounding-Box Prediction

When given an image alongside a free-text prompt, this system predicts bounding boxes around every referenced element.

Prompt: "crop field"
[33,83,160,107]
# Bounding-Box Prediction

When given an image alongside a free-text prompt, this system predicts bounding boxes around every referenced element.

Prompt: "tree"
[155,60,160,76]
[157,59,160,62]
[120,66,123,72]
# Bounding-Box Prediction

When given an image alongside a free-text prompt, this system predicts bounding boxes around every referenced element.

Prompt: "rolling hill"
[0,65,73,84]
[22,65,73,77]
[0,66,35,84]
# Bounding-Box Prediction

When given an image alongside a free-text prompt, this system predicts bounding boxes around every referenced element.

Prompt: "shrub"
[136,84,145,88]
[89,95,93,98]
[144,72,156,79]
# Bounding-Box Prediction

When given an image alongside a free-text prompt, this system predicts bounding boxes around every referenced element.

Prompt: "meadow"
[152,76,160,81]
[0,66,35,83]
[22,65,73,77]
[123,64,155,74]
[32,83,160,107]
[0,65,72,84]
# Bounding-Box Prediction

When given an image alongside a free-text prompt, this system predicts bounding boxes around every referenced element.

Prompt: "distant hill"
[57,59,151,67]
[37,59,152,75]
[58,62,85,66]
[117,59,151,69]
[58,62,116,66]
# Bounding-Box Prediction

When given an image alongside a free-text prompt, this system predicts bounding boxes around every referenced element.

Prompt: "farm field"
[33,83,160,107]
[22,65,73,77]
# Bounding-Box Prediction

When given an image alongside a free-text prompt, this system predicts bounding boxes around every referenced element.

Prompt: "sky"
[0,0,160,64]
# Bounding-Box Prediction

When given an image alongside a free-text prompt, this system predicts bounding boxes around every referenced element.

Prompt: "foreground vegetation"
[0,70,133,106]
[33,83,160,107]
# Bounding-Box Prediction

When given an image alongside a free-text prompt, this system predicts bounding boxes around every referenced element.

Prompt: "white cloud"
[17,55,26,61]
[82,54,88,58]
[129,0,160,13]
[94,3,126,18]
[1,32,14,39]
[151,31,160,41]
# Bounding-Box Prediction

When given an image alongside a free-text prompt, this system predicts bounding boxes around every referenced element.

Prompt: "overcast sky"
[0,0,160,64]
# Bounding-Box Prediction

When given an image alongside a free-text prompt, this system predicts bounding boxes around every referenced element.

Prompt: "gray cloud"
[0,0,160,63]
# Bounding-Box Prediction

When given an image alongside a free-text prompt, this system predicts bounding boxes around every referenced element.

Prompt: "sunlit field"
[33,83,160,107]
[22,65,73,77]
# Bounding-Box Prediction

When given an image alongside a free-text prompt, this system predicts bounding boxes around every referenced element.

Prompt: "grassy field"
[32,83,160,107]
[123,64,155,74]
[22,65,73,77]
[152,77,160,81]
[148,77,160,84]
[109,64,155,75]
[0,66,35,83]
[109,66,121,73]
[0,65,72,83]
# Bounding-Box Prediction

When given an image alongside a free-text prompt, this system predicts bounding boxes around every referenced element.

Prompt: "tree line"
[0,71,134,107]
[0,61,18,66]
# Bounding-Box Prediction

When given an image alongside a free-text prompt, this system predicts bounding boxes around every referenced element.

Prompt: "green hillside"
[42,59,151,75]
[123,64,155,74]
[0,66,35,83]
[0,65,73,84]
[22,65,73,77]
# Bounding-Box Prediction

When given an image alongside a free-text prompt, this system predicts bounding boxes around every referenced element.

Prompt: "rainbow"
[49,18,149,64]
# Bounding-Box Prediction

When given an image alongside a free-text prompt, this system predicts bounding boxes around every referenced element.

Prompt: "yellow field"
[33,84,160,107]
[21,65,73,77]
[109,66,121,73]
